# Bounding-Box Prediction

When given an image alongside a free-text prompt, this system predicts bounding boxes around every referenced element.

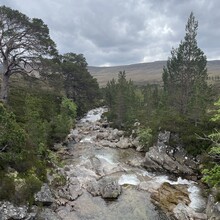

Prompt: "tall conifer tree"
[162,12,208,123]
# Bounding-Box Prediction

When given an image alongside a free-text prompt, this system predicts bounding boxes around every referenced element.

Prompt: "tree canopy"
[0,5,57,103]
[60,53,100,115]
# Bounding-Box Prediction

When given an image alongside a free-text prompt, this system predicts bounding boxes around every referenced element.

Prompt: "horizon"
[89,59,220,68]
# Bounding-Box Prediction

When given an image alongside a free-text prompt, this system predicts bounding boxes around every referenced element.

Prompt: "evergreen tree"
[0,6,57,103]
[162,12,208,123]
[61,53,100,115]
[105,71,138,129]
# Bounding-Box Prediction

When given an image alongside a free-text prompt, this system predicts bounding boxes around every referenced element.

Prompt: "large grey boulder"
[142,131,198,177]
[143,145,194,175]
[34,183,54,206]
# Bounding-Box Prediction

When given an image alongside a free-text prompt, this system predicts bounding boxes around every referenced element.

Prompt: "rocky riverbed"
[1,107,217,219]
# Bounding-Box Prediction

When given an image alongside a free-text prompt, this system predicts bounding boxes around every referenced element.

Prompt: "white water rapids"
[80,108,206,212]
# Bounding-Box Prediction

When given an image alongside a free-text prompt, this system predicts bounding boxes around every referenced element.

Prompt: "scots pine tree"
[0,6,57,103]
[162,12,209,124]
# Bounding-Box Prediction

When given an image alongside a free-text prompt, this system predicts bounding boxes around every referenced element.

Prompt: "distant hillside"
[88,60,220,86]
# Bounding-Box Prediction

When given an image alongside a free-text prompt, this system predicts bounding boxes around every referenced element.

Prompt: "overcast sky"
[0,0,219,66]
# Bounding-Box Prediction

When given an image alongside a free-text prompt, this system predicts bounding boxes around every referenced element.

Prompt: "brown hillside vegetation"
[88,60,220,86]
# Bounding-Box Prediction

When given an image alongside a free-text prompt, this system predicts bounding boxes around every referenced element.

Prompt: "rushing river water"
[55,107,207,220]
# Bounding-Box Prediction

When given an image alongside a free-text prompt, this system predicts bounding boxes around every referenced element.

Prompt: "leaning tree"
[0,6,57,103]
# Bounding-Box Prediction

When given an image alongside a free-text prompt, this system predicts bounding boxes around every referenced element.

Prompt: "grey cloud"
[0,0,219,66]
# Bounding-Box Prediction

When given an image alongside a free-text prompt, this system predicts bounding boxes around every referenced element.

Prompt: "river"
[54,107,207,220]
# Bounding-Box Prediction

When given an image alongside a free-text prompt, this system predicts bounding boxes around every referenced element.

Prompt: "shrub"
[137,127,153,151]
[202,164,220,187]
[0,104,26,169]
[0,172,15,201]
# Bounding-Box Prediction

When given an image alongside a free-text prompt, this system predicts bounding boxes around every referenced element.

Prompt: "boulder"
[142,131,198,177]
[96,131,109,140]
[116,137,132,149]
[99,177,121,199]
[206,194,220,219]
[98,139,116,148]
[35,208,61,220]
[132,137,145,151]
[0,201,28,220]
[34,183,54,206]
[108,129,124,141]
[57,178,82,201]
[173,203,207,220]
[86,180,101,196]
[158,130,170,143]
[151,182,190,213]
[143,145,194,175]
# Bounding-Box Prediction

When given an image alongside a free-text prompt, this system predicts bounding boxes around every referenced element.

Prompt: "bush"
[0,104,26,170]
[202,164,220,187]
[18,171,42,205]
[0,172,15,201]
[137,127,153,151]
[49,97,77,143]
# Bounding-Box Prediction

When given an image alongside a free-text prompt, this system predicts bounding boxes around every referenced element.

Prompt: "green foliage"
[202,165,220,187]
[0,169,43,205]
[0,104,26,169]
[50,173,67,188]
[9,169,42,205]
[0,5,57,103]
[201,99,220,193]
[105,71,139,130]
[137,128,153,151]
[61,53,100,116]
[210,99,220,122]
[50,97,77,143]
[24,95,49,147]
[0,172,15,201]
[0,103,26,150]
[209,146,220,155]
[61,97,77,119]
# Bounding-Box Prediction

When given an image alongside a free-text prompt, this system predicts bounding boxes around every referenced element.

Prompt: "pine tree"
[162,12,208,123]
[105,71,138,129]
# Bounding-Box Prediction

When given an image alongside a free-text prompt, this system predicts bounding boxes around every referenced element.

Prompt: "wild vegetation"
[0,6,99,204]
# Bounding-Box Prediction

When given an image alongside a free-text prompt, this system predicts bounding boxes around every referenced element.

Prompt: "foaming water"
[188,185,206,212]
[96,154,116,165]
[80,136,93,143]
[118,174,141,185]
[80,107,107,123]
[150,176,206,212]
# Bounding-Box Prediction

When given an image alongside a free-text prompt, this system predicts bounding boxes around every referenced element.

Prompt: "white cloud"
[0,0,219,66]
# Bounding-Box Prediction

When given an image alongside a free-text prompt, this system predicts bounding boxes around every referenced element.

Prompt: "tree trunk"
[0,73,9,104]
